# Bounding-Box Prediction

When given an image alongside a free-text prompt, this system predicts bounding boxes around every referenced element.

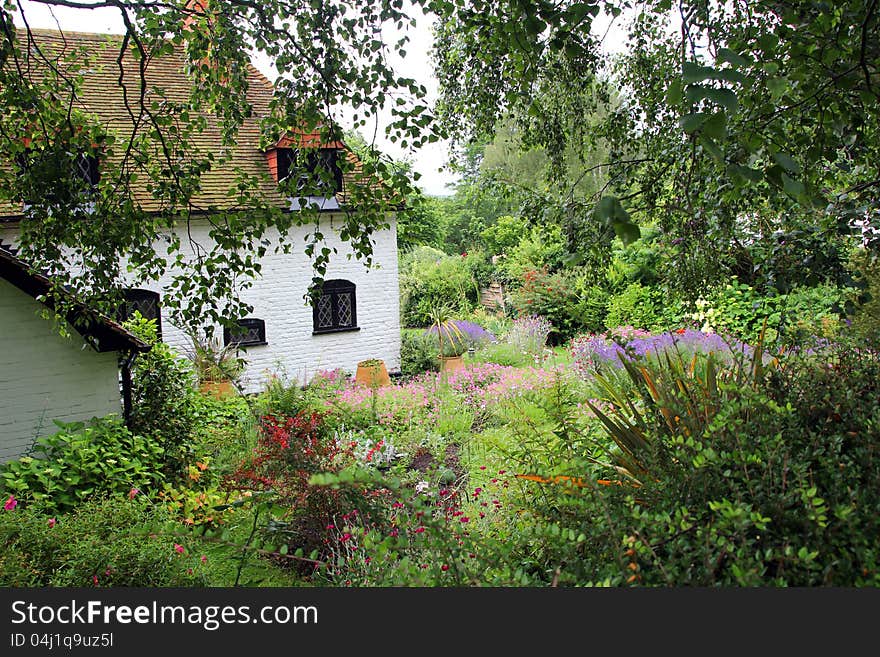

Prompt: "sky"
[11,1,460,196]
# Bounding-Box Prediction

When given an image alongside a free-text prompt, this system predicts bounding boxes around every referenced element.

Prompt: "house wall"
[2,214,402,394]
[0,279,123,462]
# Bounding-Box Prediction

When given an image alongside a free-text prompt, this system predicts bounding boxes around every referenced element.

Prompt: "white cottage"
[0,29,402,395]
[0,245,150,461]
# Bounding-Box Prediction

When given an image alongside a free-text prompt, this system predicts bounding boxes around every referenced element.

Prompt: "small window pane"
[224,318,266,347]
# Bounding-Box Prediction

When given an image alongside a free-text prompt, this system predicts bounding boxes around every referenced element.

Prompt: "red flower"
[441,564,449,571]
[47,517,56,528]
[174,543,185,555]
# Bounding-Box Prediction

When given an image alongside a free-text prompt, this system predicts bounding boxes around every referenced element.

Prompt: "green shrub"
[0,496,205,586]
[578,339,880,586]
[687,277,848,345]
[850,251,880,342]
[495,223,567,286]
[508,268,580,342]
[0,416,166,514]
[604,282,664,330]
[401,328,439,376]
[569,284,610,334]
[399,246,481,327]
[125,315,199,473]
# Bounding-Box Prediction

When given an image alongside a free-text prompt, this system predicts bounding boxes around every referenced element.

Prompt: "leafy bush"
[0,496,205,586]
[0,416,166,514]
[508,268,579,342]
[604,282,665,331]
[401,328,439,376]
[125,315,199,473]
[687,277,848,345]
[577,339,880,585]
[569,284,610,334]
[399,246,481,327]
[495,223,567,285]
[226,411,375,573]
[850,251,880,343]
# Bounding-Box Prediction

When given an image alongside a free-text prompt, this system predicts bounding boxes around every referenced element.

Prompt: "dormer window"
[276,147,343,196]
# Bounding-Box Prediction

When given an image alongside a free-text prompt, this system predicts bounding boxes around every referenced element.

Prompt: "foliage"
[432,1,879,296]
[508,269,579,342]
[125,315,199,473]
[225,411,373,572]
[0,496,206,586]
[185,332,247,384]
[0,416,166,514]
[686,277,849,345]
[504,315,553,356]
[604,282,666,332]
[849,250,880,343]
[494,224,568,286]
[575,339,880,585]
[399,246,481,327]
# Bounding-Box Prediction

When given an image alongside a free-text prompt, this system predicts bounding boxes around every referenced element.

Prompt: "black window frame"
[312,279,359,335]
[277,147,343,196]
[223,318,268,348]
[119,288,162,339]
[16,149,100,194]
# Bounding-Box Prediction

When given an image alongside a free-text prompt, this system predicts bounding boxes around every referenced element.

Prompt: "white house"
[0,245,150,461]
[0,28,402,396]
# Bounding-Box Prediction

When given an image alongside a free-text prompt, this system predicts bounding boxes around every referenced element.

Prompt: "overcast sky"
[11,1,460,196]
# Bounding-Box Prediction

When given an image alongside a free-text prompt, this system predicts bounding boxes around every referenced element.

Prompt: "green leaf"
[717,48,749,67]
[767,76,789,99]
[781,172,806,199]
[700,136,724,162]
[702,112,727,140]
[728,164,763,183]
[682,61,716,83]
[613,220,641,245]
[773,152,801,174]
[666,78,683,105]
[680,112,709,133]
[704,87,739,113]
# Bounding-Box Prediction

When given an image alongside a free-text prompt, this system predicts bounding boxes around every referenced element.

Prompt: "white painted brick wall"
[0,279,123,462]
[2,214,402,395]
[150,215,401,393]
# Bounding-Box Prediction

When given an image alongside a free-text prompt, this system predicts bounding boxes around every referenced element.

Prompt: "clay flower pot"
[438,355,465,373]
[355,359,391,388]
[200,379,236,399]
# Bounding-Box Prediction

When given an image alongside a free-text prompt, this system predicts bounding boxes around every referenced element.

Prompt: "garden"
[3,237,879,586]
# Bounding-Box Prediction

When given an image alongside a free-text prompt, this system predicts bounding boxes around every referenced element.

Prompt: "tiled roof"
[0,28,386,219]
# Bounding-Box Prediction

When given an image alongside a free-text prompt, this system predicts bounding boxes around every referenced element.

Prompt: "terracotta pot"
[200,379,236,399]
[438,355,465,373]
[355,360,391,387]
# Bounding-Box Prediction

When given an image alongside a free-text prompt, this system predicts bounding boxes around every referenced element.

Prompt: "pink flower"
[4,494,17,511]
[200,555,207,564]
[92,575,99,585]
[174,543,185,555]
[47,517,56,528]
[128,488,139,500]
